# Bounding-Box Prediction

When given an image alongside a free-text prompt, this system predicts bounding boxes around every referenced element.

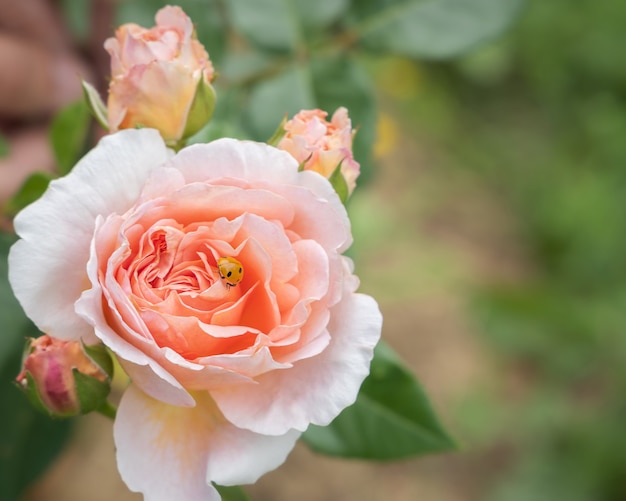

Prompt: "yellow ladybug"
[217,257,244,288]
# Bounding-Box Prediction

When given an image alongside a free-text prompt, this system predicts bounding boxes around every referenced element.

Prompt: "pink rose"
[105,6,216,144]
[278,107,360,195]
[9,129,382,500]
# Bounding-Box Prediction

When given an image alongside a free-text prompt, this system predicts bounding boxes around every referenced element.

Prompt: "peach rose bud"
[277,107,360,198]
[15,335,113,418]
[103,6,216,146]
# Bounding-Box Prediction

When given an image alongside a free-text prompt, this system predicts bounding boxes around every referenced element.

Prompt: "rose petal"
[115,385,299,500]
[9,129,170,342]
[155,5,194,40]
[109,61,199,138]
[211,290,382,435]
[169,139,352,252]
[173,138,300,187]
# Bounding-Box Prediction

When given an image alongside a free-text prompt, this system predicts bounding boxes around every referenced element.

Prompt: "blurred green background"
[3,0,626,499]
[358,1,626,500]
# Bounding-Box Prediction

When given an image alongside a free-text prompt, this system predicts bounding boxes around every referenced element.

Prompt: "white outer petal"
[115,385,300,500]
[8,129,170,341]
[206,416,301,487]
[211,292,383,435]
[171,138,301,186]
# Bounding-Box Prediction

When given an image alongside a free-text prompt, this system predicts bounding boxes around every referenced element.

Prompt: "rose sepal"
[81,79,109,130]
[329,161,349,204]
[73,366,112,414]
[16,371,61,417]
[180,76,217,146]
[82,342,114,380]
[266,114,288,146]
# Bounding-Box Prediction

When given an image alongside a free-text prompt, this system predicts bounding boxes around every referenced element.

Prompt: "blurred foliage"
[380,0,626,499]
[0,134,9,158]
[49,100,91,176]
[2,172,53,218]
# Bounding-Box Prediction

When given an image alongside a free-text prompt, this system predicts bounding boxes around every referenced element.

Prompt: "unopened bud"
[15,336,113,418]
[277,107,360,198]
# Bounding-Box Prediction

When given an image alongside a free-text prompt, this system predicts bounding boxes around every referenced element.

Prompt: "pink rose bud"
[16,335,113,418]
[278,107,360,196]
[104,6,216,145]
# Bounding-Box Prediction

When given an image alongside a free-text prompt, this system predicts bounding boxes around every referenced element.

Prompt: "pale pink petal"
[276,171,352,253]
[199,345,290,379]
[115,385,299,499]
[115,385,220,501]
[211,291,382,435]
[155,5,194,39]
[118,357,195,408]
[9,129,170,342]
[156,182,295,229]
[206,412,300,487]
[172,138,301,186]
[109,61,200,138]
[160,348,256,391]
[116,26,154,70]
[77,281,196,407]
[170,140,351,251]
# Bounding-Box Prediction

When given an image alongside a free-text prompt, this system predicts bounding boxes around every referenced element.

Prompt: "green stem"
[166,139,187,152]
[97,399,117,420]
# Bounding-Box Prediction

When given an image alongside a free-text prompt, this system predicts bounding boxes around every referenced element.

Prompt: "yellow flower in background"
[373,111,400,160]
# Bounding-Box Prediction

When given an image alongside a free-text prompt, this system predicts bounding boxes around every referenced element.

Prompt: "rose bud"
[277,107,360,197]
[15,335,113,418]
[104,5,216,146]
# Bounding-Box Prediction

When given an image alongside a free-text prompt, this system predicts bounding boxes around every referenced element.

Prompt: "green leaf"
[293,0,350,29]
[225,0,299,51]
[0,233,39,369]
[219,50,276,86]
[302,341,456,459]
[224,0,349,51]
[81,80,109,130]
[350,0,526,60]
[50,100,91,176]
[0,134,9,158]
[3,172,53,217]
[60,0,90,41]
[0,233,73,499]
[214,484,251,501]
[246,63,316,138]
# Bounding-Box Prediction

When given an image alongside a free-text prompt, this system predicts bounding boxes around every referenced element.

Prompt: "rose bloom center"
[94,180,331,365]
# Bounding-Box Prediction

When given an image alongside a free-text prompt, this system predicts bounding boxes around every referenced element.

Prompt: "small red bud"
[16,335,113,418]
